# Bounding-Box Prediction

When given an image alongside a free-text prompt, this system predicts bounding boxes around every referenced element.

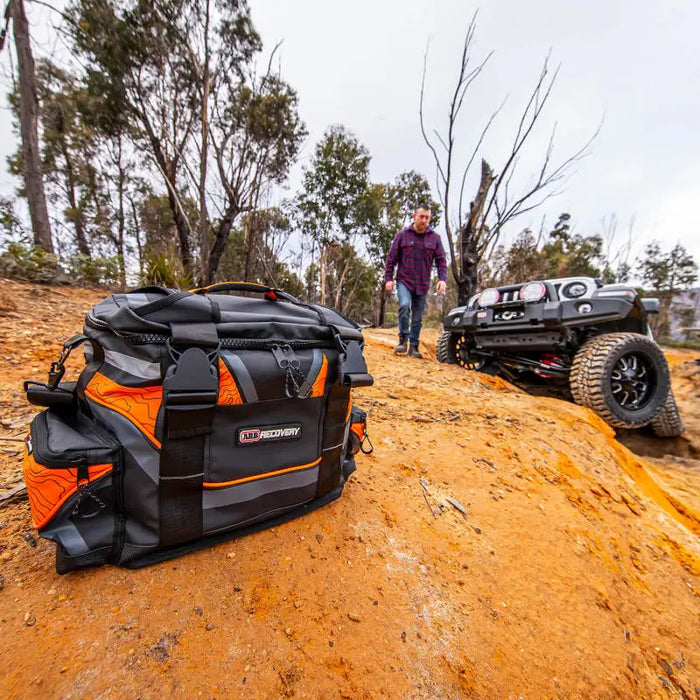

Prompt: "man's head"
[412,206,431,233]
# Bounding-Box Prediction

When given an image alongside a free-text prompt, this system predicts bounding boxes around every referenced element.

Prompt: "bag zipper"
[85,314,335,350]
[86,313,335,349]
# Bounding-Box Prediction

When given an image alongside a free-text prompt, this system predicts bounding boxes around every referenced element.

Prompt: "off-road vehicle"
[437,277,684,436]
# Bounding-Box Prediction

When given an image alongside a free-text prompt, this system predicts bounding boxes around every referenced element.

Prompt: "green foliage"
[484,213,610,286]
[66,254,121,287]
[142,252,194,290]
[296,125,371,246]
[0,243,63,283]
[636,242,697,294]
[636,241,697,338]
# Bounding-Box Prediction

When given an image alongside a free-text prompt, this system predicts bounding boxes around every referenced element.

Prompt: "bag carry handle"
[190,281,298,303]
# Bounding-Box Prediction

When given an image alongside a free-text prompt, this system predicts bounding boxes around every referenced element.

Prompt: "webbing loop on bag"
[331,327,374,388]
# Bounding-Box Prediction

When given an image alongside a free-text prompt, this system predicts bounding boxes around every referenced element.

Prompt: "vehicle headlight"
[519,282,546,302]
[477,288,501,307]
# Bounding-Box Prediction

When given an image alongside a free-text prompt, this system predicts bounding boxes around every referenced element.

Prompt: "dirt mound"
[0,282,698,698]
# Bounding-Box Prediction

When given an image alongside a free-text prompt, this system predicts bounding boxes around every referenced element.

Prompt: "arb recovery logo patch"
[237,423,302,446]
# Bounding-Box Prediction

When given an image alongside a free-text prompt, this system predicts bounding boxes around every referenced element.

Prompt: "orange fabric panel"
[22,451,112,530]
[350,421,365,442]
[203,457,322,489]
[308,353,328,398]
[345,392,353,421]
[85,372,162,448]
[218,358,243,405]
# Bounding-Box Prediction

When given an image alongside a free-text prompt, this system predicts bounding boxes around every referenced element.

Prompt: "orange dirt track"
[0,280,698,698]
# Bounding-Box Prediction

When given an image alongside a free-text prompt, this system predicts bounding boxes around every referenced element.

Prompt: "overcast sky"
[249,0,700,273]
[1,0,698,279]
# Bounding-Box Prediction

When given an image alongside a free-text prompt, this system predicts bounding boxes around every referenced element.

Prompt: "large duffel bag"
[22,282,373,573]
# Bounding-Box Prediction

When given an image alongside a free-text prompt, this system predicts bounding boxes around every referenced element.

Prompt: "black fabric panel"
[316,444,343,498]
[122,485,345,569]
[322,384,351,450]
[227,349,315,401]
[207,397,323,483]
[55,544,112,574]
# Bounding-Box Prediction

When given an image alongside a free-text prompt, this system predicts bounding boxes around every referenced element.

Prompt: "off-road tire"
[436,330,497,374]
[568,332,670,429]
[650,390,685,437]
[436,330,458,364]
[569,338,600,408]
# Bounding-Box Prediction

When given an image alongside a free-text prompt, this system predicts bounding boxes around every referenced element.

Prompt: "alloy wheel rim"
[610,352,655,410]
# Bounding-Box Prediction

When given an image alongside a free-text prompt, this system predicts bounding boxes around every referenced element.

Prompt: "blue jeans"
[397,283,428,348]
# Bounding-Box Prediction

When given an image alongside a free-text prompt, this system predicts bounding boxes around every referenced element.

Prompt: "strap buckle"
[163,341,219,411]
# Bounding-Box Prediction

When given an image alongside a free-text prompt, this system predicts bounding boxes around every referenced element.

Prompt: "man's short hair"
[414,204,431,212]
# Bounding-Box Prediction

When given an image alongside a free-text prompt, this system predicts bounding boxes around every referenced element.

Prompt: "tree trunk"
[197,0,211,287]
[57,126,89,256]
[319,243,328,306]
[458,160,494,304]
[140,115,194,278]
[377,284,387,326]
[9,0,53,253]
[115,135,126,287]
[208,203,239,283]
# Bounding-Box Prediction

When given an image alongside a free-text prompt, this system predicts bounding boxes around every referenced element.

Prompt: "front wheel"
[568,333,670,429]
[436,330,495,373]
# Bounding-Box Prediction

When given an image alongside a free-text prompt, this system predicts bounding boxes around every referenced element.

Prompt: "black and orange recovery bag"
[22,282,373,573]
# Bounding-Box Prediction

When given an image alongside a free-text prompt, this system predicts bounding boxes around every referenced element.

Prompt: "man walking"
[384,205,447,358]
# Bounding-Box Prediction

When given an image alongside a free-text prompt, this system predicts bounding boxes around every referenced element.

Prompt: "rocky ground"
[0,280,697,699]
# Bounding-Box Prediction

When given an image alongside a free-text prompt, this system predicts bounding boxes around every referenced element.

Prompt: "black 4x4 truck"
[437,277,684,437]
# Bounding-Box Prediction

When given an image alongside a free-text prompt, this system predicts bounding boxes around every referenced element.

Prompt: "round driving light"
[519,282,546,302]
[478,288,500,307]
[578,303,592,314]
[452,316,460,325]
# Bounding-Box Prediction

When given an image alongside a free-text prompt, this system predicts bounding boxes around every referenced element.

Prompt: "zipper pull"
[71,462,106,520]
[270,344,305,398]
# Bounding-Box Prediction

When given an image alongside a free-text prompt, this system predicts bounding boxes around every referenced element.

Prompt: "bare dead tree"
[420,12,597,304]
[3,0,54,252]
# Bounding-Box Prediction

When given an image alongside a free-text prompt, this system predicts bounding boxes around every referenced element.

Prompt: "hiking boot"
[394,340,408,354]
[408,346,423,359]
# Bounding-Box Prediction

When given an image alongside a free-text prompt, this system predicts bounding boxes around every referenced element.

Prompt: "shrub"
[0,243,65,283]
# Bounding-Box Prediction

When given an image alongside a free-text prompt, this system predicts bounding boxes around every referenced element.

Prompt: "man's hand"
[437,280,447,295]
[385,280,394,293]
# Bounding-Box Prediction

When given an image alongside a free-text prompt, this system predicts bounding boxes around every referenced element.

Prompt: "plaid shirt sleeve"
[384,231,402,281]
[435,235,448,282]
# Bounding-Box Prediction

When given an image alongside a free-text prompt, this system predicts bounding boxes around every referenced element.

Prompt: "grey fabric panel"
[44,411,108,453]
[125,293,151,308]
[42,518,90,556]
[203,466,319,534]
[89,403,160,547]
[103,349,161,381]
[203,465,319,509]
[221,350,259,402]
[89,402,160,484]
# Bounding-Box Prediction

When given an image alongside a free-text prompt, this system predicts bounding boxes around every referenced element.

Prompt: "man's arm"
[434,235,448,293]
[384,232,402,288]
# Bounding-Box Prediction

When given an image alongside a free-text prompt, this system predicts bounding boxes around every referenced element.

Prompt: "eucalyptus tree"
[66,0,304,284]
[295,125,371,306]
[3,0,53,252]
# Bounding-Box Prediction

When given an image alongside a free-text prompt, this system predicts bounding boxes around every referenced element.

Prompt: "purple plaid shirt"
[384,226,448,295]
